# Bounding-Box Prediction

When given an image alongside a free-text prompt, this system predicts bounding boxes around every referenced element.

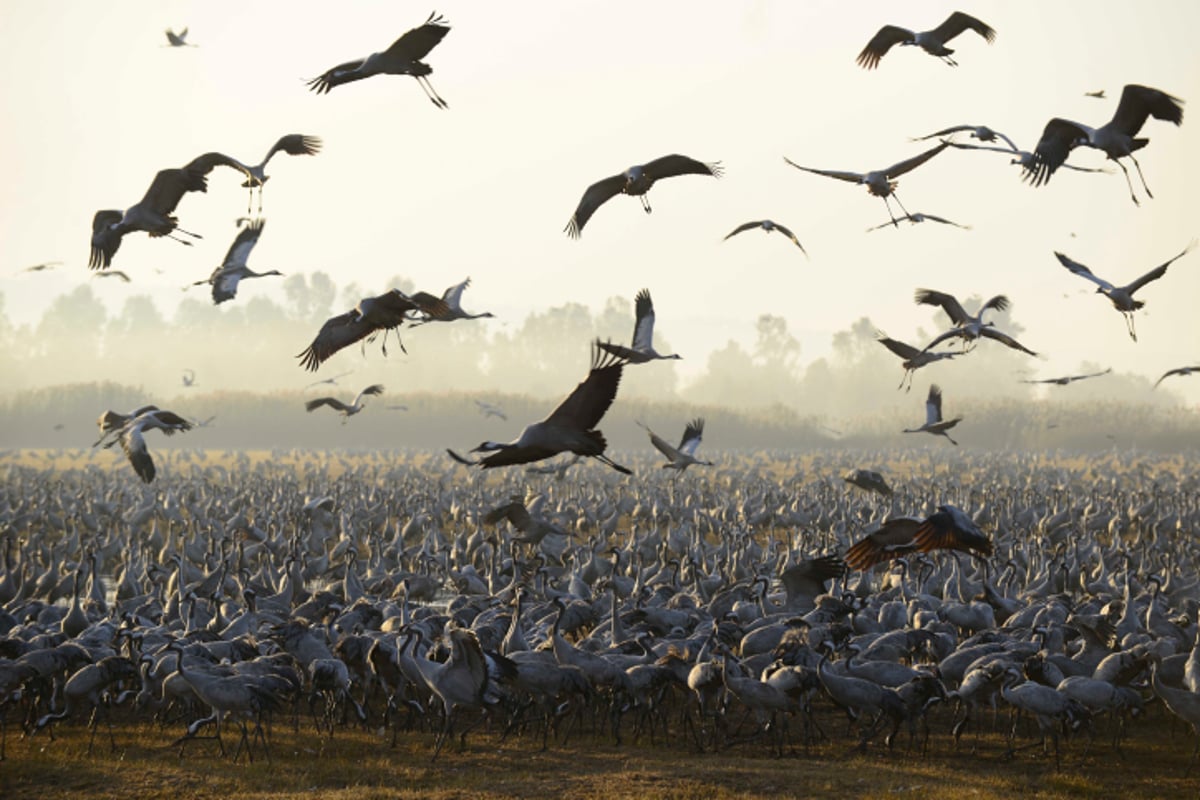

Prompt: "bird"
[944,139,1111,177]
[23,261,61,272]
[92,269,131,282]
[911,124,1017,151]
[448,340,632,475]
[305,371,352,390]
[784,141,949,228]
[1024,84,1185,204]
[307,12,450,107]
[92,404,161,447]
[1085,89,1106,99]
[866,212,970,233]
[1054,244,1194,341]
[597,289,680,363]
[419,277,495,323]
[103,408,193,483]
[723,220,807,256]
[297,288,448,371]
[915,288,1037,356]
[912,505,993,561]
[1155,365,1200,389]
[164,28,196,47]
[191,218,281,304]
[883,333,964,393]
[902,384,962,445]
[856,12,995,69]
[565,154,722,238]
[475,400,507,421]
[1021,367,1111,386]
[843,468,892,497]
[639,418,713,471]
[304,384,384,419]
[233,135,322,213]
[89,152,252,269]
[181,369,196,388]
[844,517,924,571]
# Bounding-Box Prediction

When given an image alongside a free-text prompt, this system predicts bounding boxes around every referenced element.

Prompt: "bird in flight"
[418,277,495,323]
[902,384,962,445]
[1155,365,1200,389]
[305,371,352,390]
[1085,90,1106,100]
[856,11,995,70]
[102,408,193,483]
[297,289,448,371]
[843,468,893,498]
[181,369,196,388]
[723,220,807,256]
[93,269,132,282]
[305,384,384,421]
[640,418,713,472]
[475,400,507,421]
[191,218,281,304]
[307,12,450,107]
[1021,368,1111,386]
[565,154,722,238]
[233,134,322,214]
[598,289,680,363]
[23,261,61,273]
[785,141,949,228]
[1023,84,1185,204]
[916,289,1037,356]
[164,28,196,47]
[876,333,960,391]
[845,505,992,570]
[89,152,252,270]
[1054,243,1194,341]
[447,340,632,475]
[866,212,969,232]
[911,124,1017,152]
[944,139,1112,179]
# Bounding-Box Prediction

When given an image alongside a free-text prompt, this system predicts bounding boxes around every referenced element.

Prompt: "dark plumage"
[857,12,995,70]
[297,289,448,371]
[565,155,722,238]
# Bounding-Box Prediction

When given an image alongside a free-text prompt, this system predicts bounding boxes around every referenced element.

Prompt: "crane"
[916,288,1037,356]
[598,289,680,363]
[190,218,281,304]
[565,154,722,238]
[1155,365,1200,389]
[876,332,960,390]
[856,11,995,69]
[304,384,384,420]
[297,288,448,371]
[723,220,807,256]
[639,418,713,471]
[1021,367,1111,386]
[102,408,194,483]
[902,384,962,445]
[233,134,322,213]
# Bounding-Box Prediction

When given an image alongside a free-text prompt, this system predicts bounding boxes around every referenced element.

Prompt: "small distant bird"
[233,135,322,213]
[420,277,495,323]
[448,341,632,475]
[843,468,893,497]
[916,289,1037,356]
[1055,244,1194,341]
[565,154,723,238]
[639,418,713,472]
[1024,84,1185,204]
[785,142,949,228]
[845,506,991,570]
[1021,367,1111,386]
[856,12,995,70]
[475,400,507,421]
[723,220,807,256]
[297,289,448,371]
[305,371,352,390]
[89,152,252,269]
[23,261,61,273]
[1155,365,1200,389]
[191,218,281,304]
[181,369,196,388]
[93,269,132,282]
[193,415,217,428]
[903,384,962,445]
[912,124,1017,152]
[307,12,450,107]
[866,212,970,232]
[164,28,196,47]
[1085,90,1106,99]
[598,289,680,363]
[305,384,384,420]
[102,409,193,483]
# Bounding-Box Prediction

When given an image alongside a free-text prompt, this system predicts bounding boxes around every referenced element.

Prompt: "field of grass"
[4,702,1196,799]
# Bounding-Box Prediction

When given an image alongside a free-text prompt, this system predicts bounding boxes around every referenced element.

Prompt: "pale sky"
[1,1,1198,403]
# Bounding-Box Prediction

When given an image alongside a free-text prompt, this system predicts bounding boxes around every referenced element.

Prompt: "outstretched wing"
[382,12,451,62]
[121,428,156,483]
[930,11,995,45]
[913,505,993,558]
[483,500,533,531]
[783,157,863,184]
[305,397,351,413]
[915,288,969,325]
[1110,84,1185,138]
[1054,252,1114,291]
[876,334,920,361]
[678,418,704,456]
[307,57,369,94]
[263,134,323,166]
[565,173,625,238]
[1026,118,1088,187]
[856,25,914,70]
[926,384,944,425]
[980,327,1037,356]
[297,310,375,372]
[980,294,1010,315]
[639,422,680,461]
[212,269,242,304]
[844,517,923,571]
[641,154,723,182]
[631,289,656,351]
[89,210,125,270]
[1127,242,1193,295]
[542,341,625,431]
[770,221,807,254]
[883,141,949,178]
[183,152,252,184]
[222,218,264,267]
[442,277,471,309]
[354,384,385,406]
[724,221,760,240]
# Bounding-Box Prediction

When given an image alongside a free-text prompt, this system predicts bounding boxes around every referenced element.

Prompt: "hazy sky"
[1,1,1198,404]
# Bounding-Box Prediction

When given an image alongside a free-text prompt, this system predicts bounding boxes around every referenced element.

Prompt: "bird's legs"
[1123,312,1138,342]
[417,76,449,109]
[1111,158,1140,206]
[593,453,633,475]
[890,191,913,220]
[1127,152,1153,200]
[640,196,653,214]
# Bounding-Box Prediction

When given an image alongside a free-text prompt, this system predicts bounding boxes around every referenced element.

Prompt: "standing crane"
[565,154,722,238]
[447,340,632,474]
[784,142,949,228]
[902,384,962,445]
[1054,243,1194,341]
[598,289,681,363]
[307,12,450,107]
[190,218,281,304]
[1024,84,1185,204]
[856,11,995,69]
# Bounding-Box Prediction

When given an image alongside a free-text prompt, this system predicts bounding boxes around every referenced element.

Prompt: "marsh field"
[1,447,1199,799]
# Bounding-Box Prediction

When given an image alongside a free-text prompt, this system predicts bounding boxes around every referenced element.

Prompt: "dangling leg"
[1127,153,1153,200]
[1125,312,1137,342]
[891,191,913,220]
[166,234,195,247]
[882,196,901,228]
[1112,158,1139,206]
[419,76,448,109]
[640,195,653,214]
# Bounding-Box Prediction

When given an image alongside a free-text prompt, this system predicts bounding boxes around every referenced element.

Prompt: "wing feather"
[542,342,624,431]
[856,25,913,69]
[565,173,625,238]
